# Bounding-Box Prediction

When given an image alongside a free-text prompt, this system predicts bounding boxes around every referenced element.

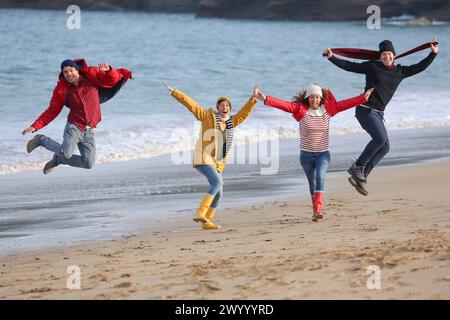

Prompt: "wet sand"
[2,127,450,255]
[0,160,449,299]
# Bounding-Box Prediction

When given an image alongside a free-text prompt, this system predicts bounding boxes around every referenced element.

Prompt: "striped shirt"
[299,105,331,152]
[213,113,234,161]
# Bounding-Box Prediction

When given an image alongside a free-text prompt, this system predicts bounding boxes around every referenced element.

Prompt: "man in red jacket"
[22,59,132,174]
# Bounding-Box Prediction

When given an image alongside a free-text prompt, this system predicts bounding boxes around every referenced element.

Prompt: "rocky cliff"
[196,0,450,21]
[0,0,198,12]
[1,0,449,21]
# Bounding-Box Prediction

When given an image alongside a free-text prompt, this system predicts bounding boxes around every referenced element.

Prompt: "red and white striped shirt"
[299,106,331,152]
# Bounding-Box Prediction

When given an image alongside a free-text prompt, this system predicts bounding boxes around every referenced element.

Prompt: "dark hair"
[292,88,329,106]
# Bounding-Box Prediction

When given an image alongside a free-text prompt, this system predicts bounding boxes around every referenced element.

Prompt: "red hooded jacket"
[31,59,132,132]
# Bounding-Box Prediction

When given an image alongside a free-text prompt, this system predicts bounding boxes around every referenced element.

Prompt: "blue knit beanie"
[60,59,79,71]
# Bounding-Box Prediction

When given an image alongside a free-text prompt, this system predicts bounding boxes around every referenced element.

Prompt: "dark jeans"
[355,106,390,177]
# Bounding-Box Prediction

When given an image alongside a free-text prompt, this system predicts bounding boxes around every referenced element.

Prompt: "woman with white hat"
[255,84,374,221]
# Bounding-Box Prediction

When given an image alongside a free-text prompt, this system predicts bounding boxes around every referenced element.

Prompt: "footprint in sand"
[190,266,208,276]
[377,209,399,214]
[410,266,431,272]
[437,276,450,282]
[197,280,221,292]
[359,224,379,232]
[89,274,108,282]
[168,262,181,267]
[21,287,52,294]
[235,292,251,299]
[113,282,132,289]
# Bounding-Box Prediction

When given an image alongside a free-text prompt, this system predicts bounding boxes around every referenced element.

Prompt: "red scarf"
[324,42,437,60]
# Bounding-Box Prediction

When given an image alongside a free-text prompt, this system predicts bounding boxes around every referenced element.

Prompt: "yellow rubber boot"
[193,194,215,223]
[202,208,221,230]
[205,207,216,220]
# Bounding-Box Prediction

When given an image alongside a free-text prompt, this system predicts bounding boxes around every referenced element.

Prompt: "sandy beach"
[0,6,449,304]
[0,159,449,300]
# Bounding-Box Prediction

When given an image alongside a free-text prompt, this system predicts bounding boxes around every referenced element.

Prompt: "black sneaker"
[43,155,59,175]
[348,176,369,196]
[26,134,44,153]
[348,162,367,183]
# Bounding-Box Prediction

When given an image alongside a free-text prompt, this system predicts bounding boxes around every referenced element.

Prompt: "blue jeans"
[40,122,96,169]
[195,165,223,208]
[355,106,390,177]
[300,150,331,196]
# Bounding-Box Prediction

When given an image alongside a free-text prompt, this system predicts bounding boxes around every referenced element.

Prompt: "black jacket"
[329,52,437,111]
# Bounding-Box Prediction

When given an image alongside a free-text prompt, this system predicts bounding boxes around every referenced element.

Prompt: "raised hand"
[163,81,175,93]
[253,84,267,101]
[21,127,36,136]
[431,37,439,53]
[322,48,333,59]
[364,88,375,101]
[98,63,111,72]
[252,84,260,97]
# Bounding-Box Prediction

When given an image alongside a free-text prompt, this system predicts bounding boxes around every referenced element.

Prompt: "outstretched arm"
[324,48,369,74]
[254,84,301,114]
[401,38,438,78]
[232,84,258,127]
[325,88,373,116]
[264,96,301,114]
[164,82,208,121]
[22,86,65,134]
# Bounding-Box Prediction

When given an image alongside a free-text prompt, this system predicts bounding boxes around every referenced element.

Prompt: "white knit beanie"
[306,84,322,98]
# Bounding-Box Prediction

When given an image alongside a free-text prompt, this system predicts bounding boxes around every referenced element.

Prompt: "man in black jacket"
[323,38,438,195]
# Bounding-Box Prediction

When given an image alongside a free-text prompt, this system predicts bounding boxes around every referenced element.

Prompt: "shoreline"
[1,126,450,256]
[4,125,450,177]
[0,159,449,299]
